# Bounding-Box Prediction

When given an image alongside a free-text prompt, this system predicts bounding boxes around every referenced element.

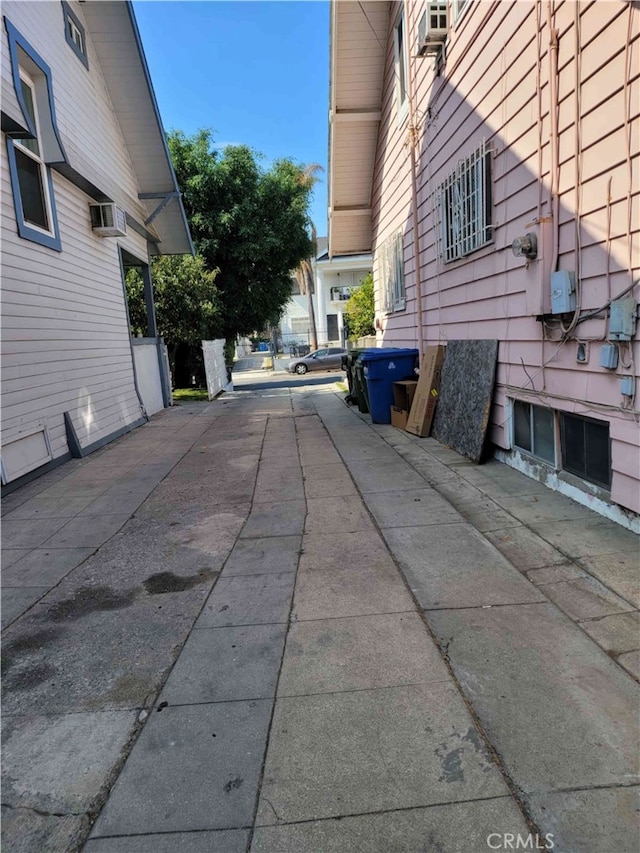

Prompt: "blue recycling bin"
[359,348,419,424]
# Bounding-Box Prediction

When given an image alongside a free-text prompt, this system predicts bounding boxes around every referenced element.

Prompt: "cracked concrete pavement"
[1,372,639,853]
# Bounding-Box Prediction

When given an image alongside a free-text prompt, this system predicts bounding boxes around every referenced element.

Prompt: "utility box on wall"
[609,298,637,341]
[600,343,619,370]
[525,219,551,316]
[550,271,576,315]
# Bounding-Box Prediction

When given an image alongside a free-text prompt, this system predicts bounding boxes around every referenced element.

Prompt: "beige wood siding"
[1,0,155,479]
[1,145,146,463]
[2,1,149,221]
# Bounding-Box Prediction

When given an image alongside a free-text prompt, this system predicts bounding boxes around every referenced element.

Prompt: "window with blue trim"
[4,17,65,251]
[12,70,55,233]
[62,1,88,69]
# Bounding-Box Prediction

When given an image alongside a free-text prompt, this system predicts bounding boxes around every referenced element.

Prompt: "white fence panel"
[202,339,231,400]
[235,337,252,359]
[132,340,165,416]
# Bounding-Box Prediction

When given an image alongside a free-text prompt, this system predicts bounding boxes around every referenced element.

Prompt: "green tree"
[343,272,375,339]
[126,254,219,382]
[167,130,316,352]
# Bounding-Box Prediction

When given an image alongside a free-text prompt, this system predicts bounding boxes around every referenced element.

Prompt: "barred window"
[291,317,310,337]
[437,142,492,263]
[379,230,405,313]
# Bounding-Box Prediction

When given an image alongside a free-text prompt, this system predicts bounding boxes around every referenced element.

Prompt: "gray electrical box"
[609,298,637,341]
[600,343,619,369]
[620,376,635,397]
[550,270,576,314]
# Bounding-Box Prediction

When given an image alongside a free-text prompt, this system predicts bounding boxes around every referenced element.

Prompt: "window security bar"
[436,140,493,263]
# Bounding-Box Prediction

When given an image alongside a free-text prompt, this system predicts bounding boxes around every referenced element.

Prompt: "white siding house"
[1,1,192,488]
[315,251,373,345]
[280,237,372,349]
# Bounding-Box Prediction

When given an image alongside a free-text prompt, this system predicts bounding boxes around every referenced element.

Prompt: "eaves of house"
[328,1,388,258]
[0,0,193,256]
[81,1,193,256]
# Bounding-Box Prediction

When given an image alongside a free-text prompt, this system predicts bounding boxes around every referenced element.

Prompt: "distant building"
[280,237,372,349]
[315,249,373,345]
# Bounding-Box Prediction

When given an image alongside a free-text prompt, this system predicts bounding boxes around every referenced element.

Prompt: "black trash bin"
[353,352,372,414]
[343,350,366,411]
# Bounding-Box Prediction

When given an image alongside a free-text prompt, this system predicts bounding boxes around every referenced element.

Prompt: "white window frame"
[68,17,84,52]
[436,140,493,263]
[511,399,556,466]
[330,284,357,302]
[451,0,471,26]
[13,68,56,239]
[393,8,409,125]
[62,1,89,68]
[379,229,406,314]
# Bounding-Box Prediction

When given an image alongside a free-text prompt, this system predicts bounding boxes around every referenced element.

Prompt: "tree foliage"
[343,273,375,339]
[167,129,316,341]
[126,255,219,348]
[126,255,219,385]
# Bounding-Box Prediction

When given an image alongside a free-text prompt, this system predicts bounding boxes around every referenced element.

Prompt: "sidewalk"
[1,384,638,853]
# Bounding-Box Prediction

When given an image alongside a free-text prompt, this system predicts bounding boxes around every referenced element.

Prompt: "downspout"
[404,0,425,360]
[547,2,560,277]
[536,0,543,228]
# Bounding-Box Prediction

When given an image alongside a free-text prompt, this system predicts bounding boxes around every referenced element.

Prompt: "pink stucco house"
[328,0,639,528]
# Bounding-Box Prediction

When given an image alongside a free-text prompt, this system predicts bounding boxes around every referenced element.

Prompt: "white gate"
[202,340,232,400]
[132,338,169,415]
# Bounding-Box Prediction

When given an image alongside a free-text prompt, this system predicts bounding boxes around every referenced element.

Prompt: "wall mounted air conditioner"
[417,3,448,56]
[89,203,127,237]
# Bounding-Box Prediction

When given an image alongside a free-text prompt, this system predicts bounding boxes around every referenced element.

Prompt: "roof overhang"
[316,251,372,272]
[82,1,194,255]
[328,1,388,258]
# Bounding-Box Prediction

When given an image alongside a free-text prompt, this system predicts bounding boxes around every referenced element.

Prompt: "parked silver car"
[287,347,347,375]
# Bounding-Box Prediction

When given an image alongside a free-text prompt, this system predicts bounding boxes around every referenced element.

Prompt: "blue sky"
[133,1,330,235]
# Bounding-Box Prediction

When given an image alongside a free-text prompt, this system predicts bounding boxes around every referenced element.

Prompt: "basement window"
[513,400,555,464]
[560,413,611,489]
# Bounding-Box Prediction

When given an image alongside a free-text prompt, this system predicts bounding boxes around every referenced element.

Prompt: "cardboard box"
[393,380,418,411]
[405,345,446,437]
[390,380,418,430]
[390,406,409,429]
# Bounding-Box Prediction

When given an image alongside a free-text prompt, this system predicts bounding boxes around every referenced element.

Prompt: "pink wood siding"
[371,1,639,514]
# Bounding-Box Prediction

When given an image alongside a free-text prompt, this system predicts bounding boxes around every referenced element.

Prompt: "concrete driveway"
[2,377,638,853]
